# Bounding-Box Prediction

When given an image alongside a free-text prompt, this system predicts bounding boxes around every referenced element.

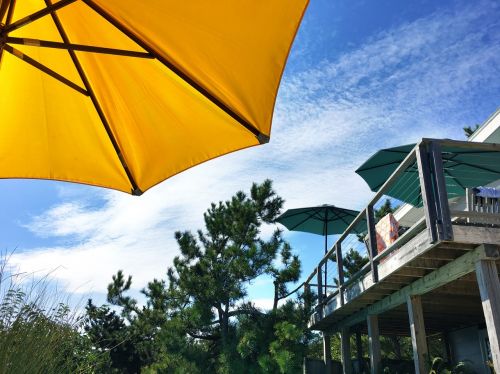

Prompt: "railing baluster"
[336,243,345,305]
[366,205,379,283]
[317,266,323,319]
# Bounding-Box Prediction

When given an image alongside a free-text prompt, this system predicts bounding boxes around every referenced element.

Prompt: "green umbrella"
[277,204,361,294]
[276,204,360,251]
[355,143,500,206]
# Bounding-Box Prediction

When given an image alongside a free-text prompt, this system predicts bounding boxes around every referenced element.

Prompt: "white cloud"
[10,1,500,298]
[246,298,286,312]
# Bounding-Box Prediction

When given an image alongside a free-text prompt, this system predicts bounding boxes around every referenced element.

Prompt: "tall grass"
[0,252,104,373]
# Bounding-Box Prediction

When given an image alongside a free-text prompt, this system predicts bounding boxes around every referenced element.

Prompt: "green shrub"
[0,254,108,373]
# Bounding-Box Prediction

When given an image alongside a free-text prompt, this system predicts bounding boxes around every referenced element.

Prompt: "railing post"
[336,243,345,305]
[317,266,324,319]
[366,205,379,283]
[429,141,453,241]
[416,142,438,243]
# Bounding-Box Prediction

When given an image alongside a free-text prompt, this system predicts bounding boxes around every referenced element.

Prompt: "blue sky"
[2,0,500,309]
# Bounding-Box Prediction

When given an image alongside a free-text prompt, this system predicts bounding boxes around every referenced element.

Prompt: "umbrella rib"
[450,160,500,175]
[44,0,142,196]
[288,210,322,231]
[0,0,76,34]
[3,44,88,95]
[4,0,14,25]
[356,160,405,173]
[279,208,324,220]
[82,0,269,145]
[336,212,353,227]
[0,0,9,25]
[0,0,16,64]
[443,169,466,191]
[6,37,154,59]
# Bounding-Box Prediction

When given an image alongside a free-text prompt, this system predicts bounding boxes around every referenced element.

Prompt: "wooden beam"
[367,315,381,374]
[420,248,465,261]
[431,284,479,296]
[475,259,500,374]
[406,258,446,270]
[394,268,428,277]
[407,295,429,374]
[323,332,332,374]
[336,244,491,329]
[452,225,500,245]
[341,328,352,374]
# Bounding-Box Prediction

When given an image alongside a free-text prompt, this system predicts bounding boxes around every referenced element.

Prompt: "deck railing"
[301,138,500,321]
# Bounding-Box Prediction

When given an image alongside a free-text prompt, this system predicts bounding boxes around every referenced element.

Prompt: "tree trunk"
[272,280,279,312]
[217,306,228,347]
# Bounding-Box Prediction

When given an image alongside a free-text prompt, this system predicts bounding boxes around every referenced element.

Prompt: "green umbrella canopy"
[276,204,361,236]
[355,143,500,206]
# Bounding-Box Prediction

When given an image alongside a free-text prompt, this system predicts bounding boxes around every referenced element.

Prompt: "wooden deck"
[309,223,500,332]
[303,139,500,374]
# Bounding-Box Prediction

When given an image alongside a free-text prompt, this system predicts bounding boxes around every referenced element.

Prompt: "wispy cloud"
[10,1,500,299]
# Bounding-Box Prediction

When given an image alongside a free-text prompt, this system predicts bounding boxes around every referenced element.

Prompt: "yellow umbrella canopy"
[0,0,308,195]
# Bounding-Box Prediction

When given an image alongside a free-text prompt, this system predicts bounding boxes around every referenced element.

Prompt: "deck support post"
[475,259,500,374]
[407,295,428,374]
[324,332,332,374]
[341,327,352,374]
[367,315,381,374]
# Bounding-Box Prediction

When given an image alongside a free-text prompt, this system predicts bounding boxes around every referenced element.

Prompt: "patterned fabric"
[375,213,399,253]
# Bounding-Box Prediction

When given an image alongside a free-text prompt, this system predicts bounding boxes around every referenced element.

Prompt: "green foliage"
[428,356,476,374]
[0,257,106,373]
[343,248,370,278]
[166,180,296,351]
[85,180,310,373]
[375,199,399,221]
[85,270,179,372]
[237,299,313,374]
[463,124,480,138]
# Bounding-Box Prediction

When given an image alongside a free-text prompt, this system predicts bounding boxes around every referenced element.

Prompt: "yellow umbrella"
[0,0,308,195]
